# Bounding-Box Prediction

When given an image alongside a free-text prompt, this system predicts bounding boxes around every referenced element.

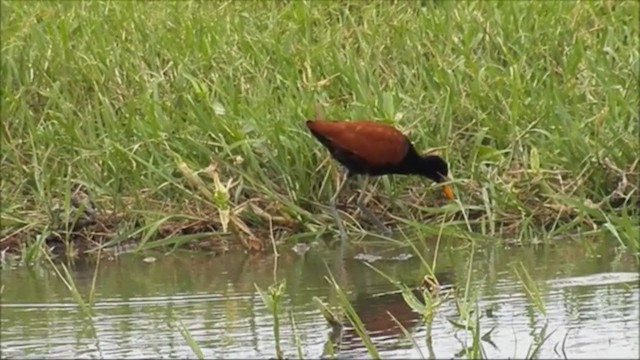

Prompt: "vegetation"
[1,1,638,257]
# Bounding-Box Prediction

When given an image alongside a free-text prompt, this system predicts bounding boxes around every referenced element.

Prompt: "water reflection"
[1,239,638,359]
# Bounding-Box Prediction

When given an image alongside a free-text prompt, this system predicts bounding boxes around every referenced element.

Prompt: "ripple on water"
[1,245,638,359]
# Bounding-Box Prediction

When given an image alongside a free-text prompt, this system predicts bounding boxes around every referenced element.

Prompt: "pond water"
[1,237,638,359]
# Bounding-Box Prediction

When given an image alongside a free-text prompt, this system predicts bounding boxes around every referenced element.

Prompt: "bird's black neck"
[396,149,445,183]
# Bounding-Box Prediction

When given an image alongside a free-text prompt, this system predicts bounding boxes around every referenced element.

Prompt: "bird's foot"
[381,226,393,237]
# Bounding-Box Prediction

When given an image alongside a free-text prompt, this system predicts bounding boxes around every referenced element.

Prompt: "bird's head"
[419,155,454,200]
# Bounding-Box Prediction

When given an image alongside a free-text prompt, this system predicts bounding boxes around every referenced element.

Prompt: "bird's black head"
[418,154,454,200]
[418,155,449,182]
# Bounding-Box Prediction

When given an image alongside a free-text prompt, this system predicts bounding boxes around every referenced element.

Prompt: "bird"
[306,119,454,241]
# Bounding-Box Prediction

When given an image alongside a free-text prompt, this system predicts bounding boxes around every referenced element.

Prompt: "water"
[1,238,638,359]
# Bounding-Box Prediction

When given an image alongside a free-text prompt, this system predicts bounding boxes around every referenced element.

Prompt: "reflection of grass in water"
[321,252,493,359]
[356,228,570,358]
[44,249,105,356]
[45,250,100,319]
[1,0,638,258]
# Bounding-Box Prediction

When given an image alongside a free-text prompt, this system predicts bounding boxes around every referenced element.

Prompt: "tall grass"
[1,1,638,255]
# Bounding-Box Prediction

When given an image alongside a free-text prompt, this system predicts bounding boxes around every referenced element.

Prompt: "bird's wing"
[307,120,410,167]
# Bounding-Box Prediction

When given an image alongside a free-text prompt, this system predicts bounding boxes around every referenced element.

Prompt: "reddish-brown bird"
[306,119,454,240]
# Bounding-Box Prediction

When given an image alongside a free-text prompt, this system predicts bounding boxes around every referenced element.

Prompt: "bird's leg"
[329,169,349,242]
[357,177,393,237]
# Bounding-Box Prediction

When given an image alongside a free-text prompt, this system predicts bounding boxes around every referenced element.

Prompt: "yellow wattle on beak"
[442,184,454,200]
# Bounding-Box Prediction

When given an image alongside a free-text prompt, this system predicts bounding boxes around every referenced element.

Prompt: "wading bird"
[306,119,454,241]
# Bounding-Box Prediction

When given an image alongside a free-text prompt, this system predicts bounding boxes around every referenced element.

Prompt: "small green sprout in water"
[525,321,557,360]
[255,280,287,360]
[312,296,341,359]
[288,310,304,360]
[448,301,499,359]
[513,262,547,316]
[323,272,381,360]
[175,319,205,360]
[42,249,104,352]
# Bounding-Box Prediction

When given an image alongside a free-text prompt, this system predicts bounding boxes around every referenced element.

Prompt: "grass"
[255,280,288,360]
[1,0,639,257]
[175,319,206,360]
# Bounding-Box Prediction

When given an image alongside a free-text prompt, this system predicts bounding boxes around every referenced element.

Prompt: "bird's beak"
[442,184,454,200]
[441,174,454,200]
